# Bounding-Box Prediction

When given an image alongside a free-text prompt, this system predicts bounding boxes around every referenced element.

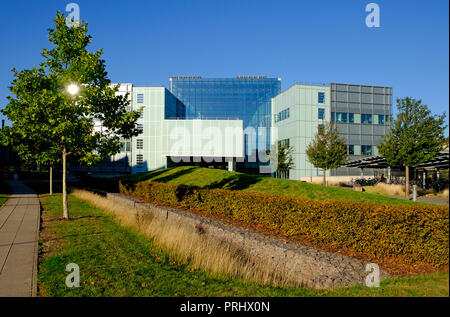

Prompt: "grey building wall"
[330,83,392,176]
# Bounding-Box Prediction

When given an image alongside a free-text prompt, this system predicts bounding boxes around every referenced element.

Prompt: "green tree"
[306,121,347,186]
[1,13,141,219]
[268,141,295,179]
[0,69,60,195]
[378,97,447,198]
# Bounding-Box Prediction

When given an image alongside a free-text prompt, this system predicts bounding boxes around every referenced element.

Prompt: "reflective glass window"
[318,108,325,119]
[361,114,372,124]
[361,145,373,155]
[318,92,325,103]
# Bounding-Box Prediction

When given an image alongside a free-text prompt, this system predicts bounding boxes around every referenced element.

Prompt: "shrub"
[99,178,449,267]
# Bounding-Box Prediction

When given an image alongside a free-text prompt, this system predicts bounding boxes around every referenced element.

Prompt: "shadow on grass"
[206,174,262,190]
[119,167,177,182]
[150,167,197,183]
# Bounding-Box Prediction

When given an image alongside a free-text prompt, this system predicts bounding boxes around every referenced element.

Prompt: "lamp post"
[67,83,80,96]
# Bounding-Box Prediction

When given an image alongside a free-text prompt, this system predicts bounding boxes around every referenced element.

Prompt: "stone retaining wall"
[85,187,387,289]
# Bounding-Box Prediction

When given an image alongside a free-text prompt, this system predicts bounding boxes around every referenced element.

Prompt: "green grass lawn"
[118,166,419,206]
[0,195,8,206]
[38,192,448,297]
[0,181,10,206]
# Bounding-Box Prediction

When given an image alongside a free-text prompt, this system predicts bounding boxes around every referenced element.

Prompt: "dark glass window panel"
[318,92,325,103]
[362,114,373,124]
[348,145,355,155]
[318,108,325,120]
[361,145,373,155]
[349,113,354,123]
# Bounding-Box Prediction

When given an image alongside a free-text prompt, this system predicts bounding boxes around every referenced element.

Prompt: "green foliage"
[306,121,347,170]
[2,12,142,217]
[117,179,449,267]
[268,141,295,176]
[378,97,448,168]
[1,12,142,167]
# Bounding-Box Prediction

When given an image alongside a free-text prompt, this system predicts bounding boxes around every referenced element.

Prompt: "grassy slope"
[38,192,448,297]
[119,166,418,206]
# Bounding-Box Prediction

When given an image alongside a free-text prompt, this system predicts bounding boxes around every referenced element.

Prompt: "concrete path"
[385,194,449,206]
[0,181,40,297]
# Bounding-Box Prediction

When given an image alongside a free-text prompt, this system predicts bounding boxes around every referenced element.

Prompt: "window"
[136,94,144,104]
[318,124,324,132]
[349,113,354,123]
[120,140,131,152]
[378,115,384,125]
[275,108,290,123]
[136,139,143,150]
[361,145,373,156]
[336,112,347,123]
[331,112,335,122]
[385,115,390,123]
[279,138,290,148]
[137,124,144,133]
[348,145,355,155]
[136,154,144,165]
[361,114,372,124]
[318,92,325,103]
[318,108,325,120]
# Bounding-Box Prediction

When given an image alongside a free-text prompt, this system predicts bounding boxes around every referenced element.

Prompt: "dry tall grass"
[71,189,302,288]
[437,188,449,198]
[364,183,407,196]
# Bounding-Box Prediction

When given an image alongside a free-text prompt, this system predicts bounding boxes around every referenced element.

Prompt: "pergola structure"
[342,150,449,187]
[343,150,449,170]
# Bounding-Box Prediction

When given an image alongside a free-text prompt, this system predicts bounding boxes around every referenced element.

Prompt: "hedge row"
[85,176,449,267]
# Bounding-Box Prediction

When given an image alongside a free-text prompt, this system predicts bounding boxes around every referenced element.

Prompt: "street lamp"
[67,83,80,96]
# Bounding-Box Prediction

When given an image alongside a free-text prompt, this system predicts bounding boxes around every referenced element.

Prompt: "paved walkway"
[385,194,449,206]
[0,181,40,297]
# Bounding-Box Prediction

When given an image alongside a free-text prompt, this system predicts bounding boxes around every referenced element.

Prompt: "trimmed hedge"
[87,176,449,267]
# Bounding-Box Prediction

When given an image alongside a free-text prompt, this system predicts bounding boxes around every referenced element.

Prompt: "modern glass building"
[170,76,281,168]
[72,78,392,180]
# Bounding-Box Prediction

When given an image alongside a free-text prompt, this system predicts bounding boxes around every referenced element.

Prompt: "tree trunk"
[62,149,69,219]
[323,168,327,186]
[49,164,53,196]
[405,165,410,200]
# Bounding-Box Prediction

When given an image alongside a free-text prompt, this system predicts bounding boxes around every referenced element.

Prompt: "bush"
[100,178,449,267]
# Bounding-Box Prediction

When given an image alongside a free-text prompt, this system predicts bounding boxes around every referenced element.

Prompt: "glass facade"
[170,77,281,166]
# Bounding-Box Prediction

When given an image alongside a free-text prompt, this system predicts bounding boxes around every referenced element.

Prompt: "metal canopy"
[343,151,449,170]
[343,156,390,169]
[414,151,449,170]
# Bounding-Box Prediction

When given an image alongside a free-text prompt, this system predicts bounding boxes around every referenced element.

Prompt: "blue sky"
[0,0,448,134]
